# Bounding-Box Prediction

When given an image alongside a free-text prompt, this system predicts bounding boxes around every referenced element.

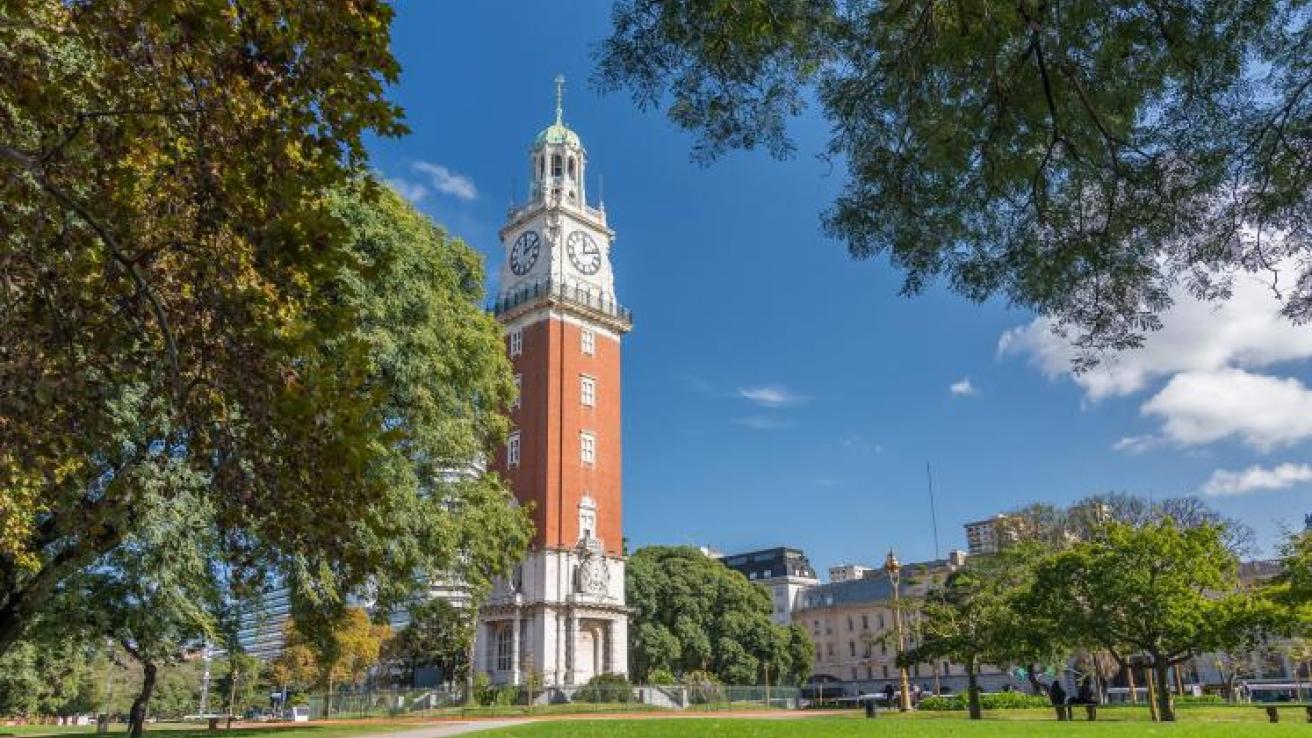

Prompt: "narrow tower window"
[580,375,596,407]
[581,328,595,355]
[568,157,576,181]
[513,373,522,409]
[579,495,597,541]
[507,432,521,467]
[551,155,562,178]
[580,432,595,465]
[509,329,522,357]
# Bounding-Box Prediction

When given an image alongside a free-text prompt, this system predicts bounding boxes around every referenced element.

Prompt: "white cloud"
[735,415,792,430]
[949,378,978,396]
[738,385,803,407]
[840,435,883,455]
[1132,368,1312,452]
[1201,462,1312,496]
[999,269,1312,401]
[412,161,478,201]
[387,178,429,204]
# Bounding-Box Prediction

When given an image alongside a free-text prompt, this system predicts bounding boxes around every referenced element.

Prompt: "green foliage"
[0,0,407,654]
[919,691,1050,711]
[472,673,495,706]
[596,0,1312,358]
[1022,520,1264,721]
[680,670,726,705]
[626,546,812,685]
[646,668,677,686]
[573,674,633,703]
[0,632,99,717]
[1177,694,1225,704]
[381,599,476,686]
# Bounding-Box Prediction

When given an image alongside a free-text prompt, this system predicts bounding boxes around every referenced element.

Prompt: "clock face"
[509,230,541,275]
[566,231,603,275]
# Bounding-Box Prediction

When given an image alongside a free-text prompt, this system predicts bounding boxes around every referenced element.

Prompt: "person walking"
[1049,680,1068,721]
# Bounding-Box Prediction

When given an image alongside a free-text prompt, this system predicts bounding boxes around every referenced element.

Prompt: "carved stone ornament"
[577,551,610,595]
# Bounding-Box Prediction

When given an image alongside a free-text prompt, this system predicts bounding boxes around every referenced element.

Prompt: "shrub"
[681,670,726,705]
[574,674,632,703]
[472,673,496,706]
[918,691,1050,711]
[646,668,677,686]
[1177,694,1224,704]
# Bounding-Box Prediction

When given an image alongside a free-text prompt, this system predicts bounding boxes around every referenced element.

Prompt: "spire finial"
[554,74,565,126]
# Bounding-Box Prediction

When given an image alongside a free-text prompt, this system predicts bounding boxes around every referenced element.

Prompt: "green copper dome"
[534,122,581,148]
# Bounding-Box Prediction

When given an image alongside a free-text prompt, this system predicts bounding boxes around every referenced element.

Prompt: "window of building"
[863,643,872,658]
[913,664,921,677]
[507,432,520,468]
[849,641,856,657]
[861,614,869,630]
[513,373,522,409]
[847,616,854,632]
[866,666,873,680]
[880,643,887,656]
[495,625,513,671]
[579,496,596,541]
[812,620,820,634]
[568,157,576,181]
[826,643,834,657]
[943,661,951,676]
[551,155,562,178]
[851,667,858,680]
[581,328,595,355]
[580,375,596,406]
[882,665,890,679]
[878,613,885,629]
[580,432,596,465]
[509,329,522,357]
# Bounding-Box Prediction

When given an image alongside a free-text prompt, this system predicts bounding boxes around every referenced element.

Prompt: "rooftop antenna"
[927,462,941,560]
[554,74,565,126]
[598,173,605,210]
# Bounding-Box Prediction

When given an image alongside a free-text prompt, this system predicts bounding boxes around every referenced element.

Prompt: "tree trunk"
[1153,660,1175,722]
[1126,663,1138,704]
[129,661,158,738]
[225,667,238,729]
[966,661,982,720]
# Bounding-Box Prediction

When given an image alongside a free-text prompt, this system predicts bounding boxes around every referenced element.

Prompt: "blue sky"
[371,0,1312,573]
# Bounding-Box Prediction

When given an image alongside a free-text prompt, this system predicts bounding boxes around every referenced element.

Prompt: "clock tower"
[475,77,632,689]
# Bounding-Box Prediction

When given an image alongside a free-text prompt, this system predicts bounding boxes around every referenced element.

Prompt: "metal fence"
[300,684,801,719]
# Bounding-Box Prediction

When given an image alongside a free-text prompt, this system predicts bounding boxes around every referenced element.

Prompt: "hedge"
[919,691,1051,711]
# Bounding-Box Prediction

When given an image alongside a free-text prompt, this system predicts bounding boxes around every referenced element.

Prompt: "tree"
[626,546,812,685]
[907,558,1030,719]
[381,599,475,687]
[0,0,407,654]
[0,629,100,718]
[595,0,1312,359]
[272,608,390,695]
[1023,520,1265,721]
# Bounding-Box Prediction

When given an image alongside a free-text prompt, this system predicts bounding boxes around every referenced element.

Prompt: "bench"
[1261,705,1312,723]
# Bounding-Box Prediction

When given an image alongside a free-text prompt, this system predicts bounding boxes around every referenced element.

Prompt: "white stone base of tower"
[474,541,627,687]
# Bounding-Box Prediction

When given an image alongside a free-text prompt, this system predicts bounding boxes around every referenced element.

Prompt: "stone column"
[511,615,522,686]
[566,611,579,685]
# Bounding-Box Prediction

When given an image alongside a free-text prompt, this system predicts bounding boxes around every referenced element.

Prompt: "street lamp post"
[885,550,913,712]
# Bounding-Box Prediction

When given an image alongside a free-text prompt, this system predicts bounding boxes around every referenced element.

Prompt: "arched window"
[567,157,576,181]
[551,154,562,178]
[495,625,513,671]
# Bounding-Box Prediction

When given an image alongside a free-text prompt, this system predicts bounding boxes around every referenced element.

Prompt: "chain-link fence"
[299,684,801,719]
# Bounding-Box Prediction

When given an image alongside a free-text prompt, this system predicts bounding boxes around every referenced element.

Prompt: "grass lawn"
[0,721,424,738]
[477,715,1312,738]
[477,704,1312,738]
